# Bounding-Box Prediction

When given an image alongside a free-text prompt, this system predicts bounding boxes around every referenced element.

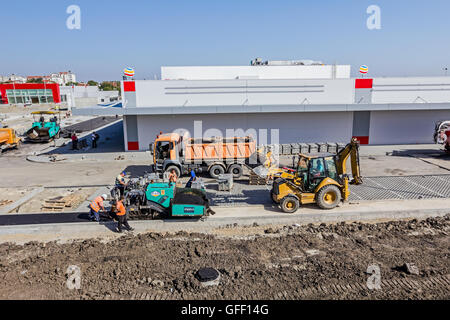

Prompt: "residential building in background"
[2,71,76,85]
[0,75,26,83]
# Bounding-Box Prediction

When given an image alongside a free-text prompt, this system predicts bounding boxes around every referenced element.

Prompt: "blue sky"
[1,0,449,81]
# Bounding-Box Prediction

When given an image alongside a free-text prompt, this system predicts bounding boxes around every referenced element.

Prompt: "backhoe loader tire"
[227,164,243,178]
[280,196,299,213]
[316,185,341,209]
[209,164,225,179]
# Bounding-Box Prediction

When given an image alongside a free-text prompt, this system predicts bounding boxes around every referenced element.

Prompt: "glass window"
[325,157,338,180]
[310,158,326,178]
[156,141,170,160]
[297,156,309,173]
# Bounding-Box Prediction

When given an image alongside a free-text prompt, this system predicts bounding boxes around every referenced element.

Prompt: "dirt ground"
[0,215,448,300]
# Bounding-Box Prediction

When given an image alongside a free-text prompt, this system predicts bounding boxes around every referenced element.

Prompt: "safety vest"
[90,196,103,212]
[116,201,126,216]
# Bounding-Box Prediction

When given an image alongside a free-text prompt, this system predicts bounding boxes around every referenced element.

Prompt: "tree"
[27,78,43,83]
[87,80,98,86]
[99,81,121,94]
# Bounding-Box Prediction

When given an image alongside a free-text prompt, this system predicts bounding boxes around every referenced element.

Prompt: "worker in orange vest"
[89,194,107,222]
[116,196,133,233]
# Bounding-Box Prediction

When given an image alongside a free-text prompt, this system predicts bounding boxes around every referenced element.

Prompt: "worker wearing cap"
[185,170,196,188]
[116,196,133,233]
[89,194,107,222]
[115,171,128,196]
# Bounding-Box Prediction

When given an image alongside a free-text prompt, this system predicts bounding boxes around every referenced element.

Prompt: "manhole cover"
[196,267,220,283]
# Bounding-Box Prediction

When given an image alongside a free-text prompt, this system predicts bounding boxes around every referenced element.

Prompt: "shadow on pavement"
[44,120,124,155]
[390,149,450,158]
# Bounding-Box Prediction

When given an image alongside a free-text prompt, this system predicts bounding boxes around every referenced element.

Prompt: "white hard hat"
[101,194,108,200]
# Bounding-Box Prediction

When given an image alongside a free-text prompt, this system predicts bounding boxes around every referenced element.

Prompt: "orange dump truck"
[0,128,21,152]
[150,133,258,178]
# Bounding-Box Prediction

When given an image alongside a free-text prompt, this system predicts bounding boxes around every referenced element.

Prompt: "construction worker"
[185,170,196,188]
[89,194,107,222]
[71,132,78,150]
[115,171,128,196]
[91,131,98,148]
[168,169,178,185]
[116,196,134,233]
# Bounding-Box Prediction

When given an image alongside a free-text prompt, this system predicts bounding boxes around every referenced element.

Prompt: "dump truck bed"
[184,137,256,161]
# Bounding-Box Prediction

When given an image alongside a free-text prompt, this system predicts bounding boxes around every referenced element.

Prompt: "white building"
[59,71,76,84]
[0,75,26,83]
[162,62,350,80]
[60,85,119,109]
[73,62,450,150]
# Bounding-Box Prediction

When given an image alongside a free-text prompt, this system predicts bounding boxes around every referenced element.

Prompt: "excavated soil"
[0,215,449,300]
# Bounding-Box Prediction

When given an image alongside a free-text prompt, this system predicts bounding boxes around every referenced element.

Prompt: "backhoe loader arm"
[336,138,363,185]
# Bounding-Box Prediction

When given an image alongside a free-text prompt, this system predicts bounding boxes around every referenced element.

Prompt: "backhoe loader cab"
[271,138,362,213]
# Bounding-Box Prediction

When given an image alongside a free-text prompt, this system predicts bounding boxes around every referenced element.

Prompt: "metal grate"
[349,175,450,201]
[208,174,450,206]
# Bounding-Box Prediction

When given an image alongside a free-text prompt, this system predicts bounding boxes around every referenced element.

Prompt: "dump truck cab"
[271,138,362,213]
[151,132,183,177]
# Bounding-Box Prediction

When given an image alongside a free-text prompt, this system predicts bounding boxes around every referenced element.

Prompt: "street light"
[11,73,16,105]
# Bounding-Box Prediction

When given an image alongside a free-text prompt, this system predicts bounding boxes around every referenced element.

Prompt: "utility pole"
[11,74,16,105]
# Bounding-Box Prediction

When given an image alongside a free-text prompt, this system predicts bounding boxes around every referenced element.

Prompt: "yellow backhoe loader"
[271,138,362,213]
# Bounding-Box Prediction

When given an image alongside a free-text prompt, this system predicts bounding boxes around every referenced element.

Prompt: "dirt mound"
[0,215,449,300]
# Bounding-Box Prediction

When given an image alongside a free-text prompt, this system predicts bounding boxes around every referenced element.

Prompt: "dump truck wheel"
[228,164,243,178]
[165,165,181,178]
[280,196,299,213]
[209,164,225,179]
[316,185,341,209]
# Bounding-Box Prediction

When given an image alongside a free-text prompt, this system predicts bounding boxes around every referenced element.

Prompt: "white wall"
[161,65,351,80]
[369,109,450,144]
[135,112,354,151]
[134,79,354,108]
[372,77,450,104]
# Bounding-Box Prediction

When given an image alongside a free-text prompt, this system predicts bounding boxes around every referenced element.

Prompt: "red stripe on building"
[353,136,369,145]
[355,79,373,89]
[0,83,61,104]
[127,141,139,150]
[123,81,136,92]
